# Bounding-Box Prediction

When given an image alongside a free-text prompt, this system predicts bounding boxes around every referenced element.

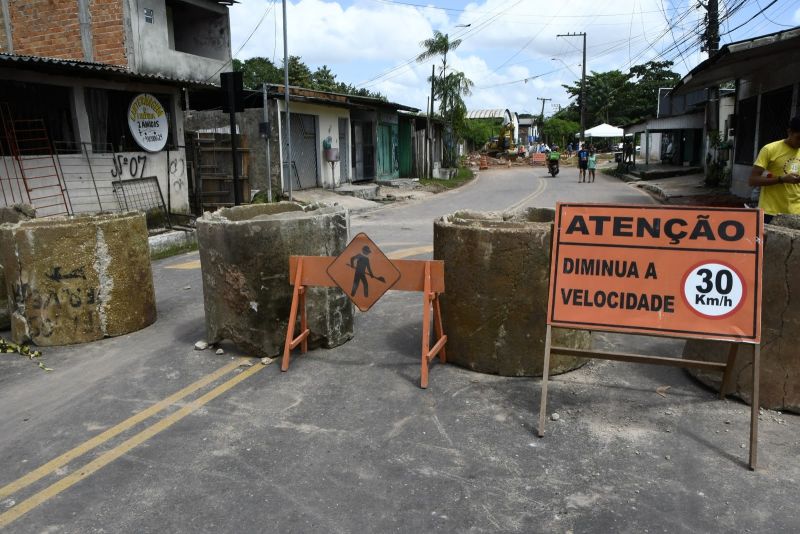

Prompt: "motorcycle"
[547,153,560,177]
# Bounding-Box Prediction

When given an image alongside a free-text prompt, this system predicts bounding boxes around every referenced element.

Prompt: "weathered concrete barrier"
[433,208,589,376]
[684,215,800,413]
[197,202,354,357]
[0,205,36,330]
[0,212,156,345]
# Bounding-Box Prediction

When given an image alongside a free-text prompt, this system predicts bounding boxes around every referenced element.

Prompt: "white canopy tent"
[579,123,624,138]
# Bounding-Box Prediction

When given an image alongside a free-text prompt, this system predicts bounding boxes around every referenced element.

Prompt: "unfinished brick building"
[0,0,235,216]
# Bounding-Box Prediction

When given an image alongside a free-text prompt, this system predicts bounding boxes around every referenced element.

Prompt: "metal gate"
[338,117,349,184]
[281,112,318,190]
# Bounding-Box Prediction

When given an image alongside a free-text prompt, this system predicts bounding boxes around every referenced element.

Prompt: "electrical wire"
[204,0,278,83]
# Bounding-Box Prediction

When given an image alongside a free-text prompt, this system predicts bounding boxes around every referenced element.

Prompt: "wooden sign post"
[540,203,764,469]
[282,233,447,388]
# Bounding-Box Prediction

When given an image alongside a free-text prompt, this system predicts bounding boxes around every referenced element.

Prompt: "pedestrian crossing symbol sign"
[327,233,401,311]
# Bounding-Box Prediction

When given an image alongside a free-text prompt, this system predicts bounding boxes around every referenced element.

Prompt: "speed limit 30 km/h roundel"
[547,203,763,343]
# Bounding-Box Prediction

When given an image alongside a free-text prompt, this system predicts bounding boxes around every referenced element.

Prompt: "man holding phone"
[748,116,800,223]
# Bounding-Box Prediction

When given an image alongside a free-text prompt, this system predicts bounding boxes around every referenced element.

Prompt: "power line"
[204,0,278,83]
[720,0,780,36]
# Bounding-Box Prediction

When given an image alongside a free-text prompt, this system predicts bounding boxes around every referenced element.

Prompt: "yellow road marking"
[0,358,245,501]
[165,259,201,270]
[0,359,268,529]
[506,177,548,212]
[388,245,433,259]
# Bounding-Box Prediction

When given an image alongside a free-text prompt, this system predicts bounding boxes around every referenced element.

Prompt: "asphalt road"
[0,165,797,533]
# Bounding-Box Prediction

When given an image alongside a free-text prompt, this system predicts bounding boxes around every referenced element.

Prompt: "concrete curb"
[148,229,197,256]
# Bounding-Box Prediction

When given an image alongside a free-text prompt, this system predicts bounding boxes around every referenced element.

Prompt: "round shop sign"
[128,93,168,152]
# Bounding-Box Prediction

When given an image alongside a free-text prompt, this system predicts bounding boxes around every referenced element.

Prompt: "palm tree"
[416,30,462,80]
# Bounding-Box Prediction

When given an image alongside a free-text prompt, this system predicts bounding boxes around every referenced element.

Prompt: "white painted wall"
[0,68,191,215]
[0,149,189,217]
[276,100,350,189]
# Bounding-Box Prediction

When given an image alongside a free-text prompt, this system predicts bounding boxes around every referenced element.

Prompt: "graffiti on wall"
[111,154,148,179]
[169,156,186,192]
[13,265,100,340]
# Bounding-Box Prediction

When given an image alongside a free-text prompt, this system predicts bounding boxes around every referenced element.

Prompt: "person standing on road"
[577,144,589,182]
[587,150,597,183]
[748,115,800,223]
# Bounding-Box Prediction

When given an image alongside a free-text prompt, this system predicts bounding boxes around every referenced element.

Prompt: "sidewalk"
[620,170,749,207]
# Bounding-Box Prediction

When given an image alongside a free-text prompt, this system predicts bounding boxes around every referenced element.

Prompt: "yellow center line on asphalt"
[0,359,269,529]
[0,358,247,502]
[166,259,201,270]
[506,176,548,213]
[387,245,433,259]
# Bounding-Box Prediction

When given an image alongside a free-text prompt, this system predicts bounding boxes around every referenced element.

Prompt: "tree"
[461,119,497,151]
[233,57,282,89]
[626,60,682,121]
[416,30,462,79]
[284,55,313,88]
[312,65,338,92]
[559,60,682,126]
[416,31,470,167]
[232,56,385,99]
[540,117,581,147]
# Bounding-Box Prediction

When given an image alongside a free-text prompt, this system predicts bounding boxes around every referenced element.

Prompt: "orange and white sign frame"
[539,203,764,469]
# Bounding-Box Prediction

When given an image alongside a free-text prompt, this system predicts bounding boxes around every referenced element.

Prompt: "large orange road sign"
[547,203,763,342]
[327,233,401,312]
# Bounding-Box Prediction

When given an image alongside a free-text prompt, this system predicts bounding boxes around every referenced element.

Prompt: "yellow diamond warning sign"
[327,233,401,311]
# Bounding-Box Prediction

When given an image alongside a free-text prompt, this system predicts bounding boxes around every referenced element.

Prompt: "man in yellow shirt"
[748,116,800,223]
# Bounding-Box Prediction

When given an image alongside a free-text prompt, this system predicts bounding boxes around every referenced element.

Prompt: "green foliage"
[540,117,581,146]
[416,31,472,166]
[233,56,385,99]
[461,118,498,150]
[559,60,682,126]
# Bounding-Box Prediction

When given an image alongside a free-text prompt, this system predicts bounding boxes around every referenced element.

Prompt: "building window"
[0,81,76,154]
[758,85,793,148]
[166,0,228,61]
[734,96,757,165]
[85,89,174,152]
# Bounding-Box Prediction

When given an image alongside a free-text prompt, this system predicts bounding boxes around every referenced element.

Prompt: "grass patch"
[419,166,474,189]
[151,239,199,261]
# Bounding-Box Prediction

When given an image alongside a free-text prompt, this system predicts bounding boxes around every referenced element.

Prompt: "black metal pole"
[227,80,242,206]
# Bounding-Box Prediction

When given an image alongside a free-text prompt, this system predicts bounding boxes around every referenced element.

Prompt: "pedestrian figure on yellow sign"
[349,245,385,297]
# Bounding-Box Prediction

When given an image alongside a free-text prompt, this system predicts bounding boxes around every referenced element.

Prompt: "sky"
[227,0,800,119]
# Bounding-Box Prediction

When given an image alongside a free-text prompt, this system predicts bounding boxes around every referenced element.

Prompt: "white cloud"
[226,0,773,115]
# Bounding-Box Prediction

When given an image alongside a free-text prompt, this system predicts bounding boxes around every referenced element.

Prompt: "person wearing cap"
[748,115,800,223]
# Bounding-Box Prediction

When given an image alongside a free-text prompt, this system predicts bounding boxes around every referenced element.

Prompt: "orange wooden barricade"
[281,256,447,388]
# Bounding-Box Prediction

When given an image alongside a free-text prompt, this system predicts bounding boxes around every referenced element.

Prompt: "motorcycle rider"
[547,144,561,175]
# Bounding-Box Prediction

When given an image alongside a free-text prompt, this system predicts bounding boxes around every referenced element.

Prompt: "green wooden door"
[399,120,412,177]
[377,124,392,178]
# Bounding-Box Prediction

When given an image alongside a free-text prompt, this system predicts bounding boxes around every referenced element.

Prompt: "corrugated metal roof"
[671,26,800,95]
[466,109,509,119]
[0,53,218,87]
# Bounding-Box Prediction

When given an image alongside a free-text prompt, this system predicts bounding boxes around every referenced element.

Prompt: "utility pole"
[700,0,719,55]
[700,1,721,135]
[557,32,587,143]
[282,0,292,201]
[536,97,551,142]
[428,64,435,179]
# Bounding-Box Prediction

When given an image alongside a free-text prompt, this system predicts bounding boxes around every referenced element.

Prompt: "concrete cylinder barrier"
[0,204,36,330]
[196,202,354,358]
[433,208,589,376]
[0,212,156,346]
[683,215,800,413]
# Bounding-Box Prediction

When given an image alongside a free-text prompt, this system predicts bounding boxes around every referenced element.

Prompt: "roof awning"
[672,27,800,95]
